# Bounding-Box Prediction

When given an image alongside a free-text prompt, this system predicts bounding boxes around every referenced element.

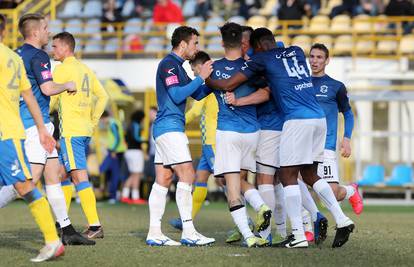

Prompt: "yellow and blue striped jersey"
[0,43,31,140]
[185,93,218,145]
[52,56,109,137]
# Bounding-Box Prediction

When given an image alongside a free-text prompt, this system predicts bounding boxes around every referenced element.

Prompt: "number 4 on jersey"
[81,74,90,97]
[282,56,308,80]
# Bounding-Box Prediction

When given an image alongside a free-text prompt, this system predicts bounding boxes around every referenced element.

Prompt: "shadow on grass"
[0,228,43,254]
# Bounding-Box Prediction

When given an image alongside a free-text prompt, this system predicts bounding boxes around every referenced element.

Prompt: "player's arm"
[206,72,248,92]
[21,89,56,153]
[190,84,212,101]
[162,60,213,104]
[226,87,270,106]
[185,98,206,123]
[91,74,109,128]
[32,53,76,96]
[337,85,354,158]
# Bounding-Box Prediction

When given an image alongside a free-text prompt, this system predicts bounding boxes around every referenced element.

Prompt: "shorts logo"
[11,160,21,177]
[320,85,328,93]
[165,75,179,86]
[41,70,52,80]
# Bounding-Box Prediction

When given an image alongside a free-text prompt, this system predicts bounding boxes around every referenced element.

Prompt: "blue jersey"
[313,74,351,151]
[241,46,325,121]
[16,44,52,129]
[212,57,259,133]
[257,97,284,131]
[153,53,203,138]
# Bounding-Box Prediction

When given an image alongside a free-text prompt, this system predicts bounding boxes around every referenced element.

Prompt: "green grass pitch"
[1,201,413,266]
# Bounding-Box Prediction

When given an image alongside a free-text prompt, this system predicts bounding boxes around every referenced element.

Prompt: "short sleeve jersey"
[212,57,259,133]
[0,43,31,140]
[153,53,194,138]
[240,46,325,121]
[313,74,351,151]
[16,44,53,129]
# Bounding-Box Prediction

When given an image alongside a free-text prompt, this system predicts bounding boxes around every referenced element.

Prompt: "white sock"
[148,183,168,236]
[46,183,71,228]
[230,205,254,240]
[274,183,287,238]
[258,184,275,238]
[343,185,356,200]
[122,187,130,198]
[176,182,196,235]
[244,188,265,212]
[132,189,140,200]
[313,179,348,225]
[302,208,313,233]
[0,185,18,208]
[298,179,319,222]
[284,185,305,240]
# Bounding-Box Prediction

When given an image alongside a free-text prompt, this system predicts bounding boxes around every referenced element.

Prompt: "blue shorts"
[197,144,215,173]
[59,137,91,172]
[0,139,31,186]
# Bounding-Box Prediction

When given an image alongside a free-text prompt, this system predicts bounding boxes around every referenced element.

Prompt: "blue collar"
[170,52,184,64]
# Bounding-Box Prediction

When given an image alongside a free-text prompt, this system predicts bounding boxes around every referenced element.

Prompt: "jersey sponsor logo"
[165,75,179,86]
[215,70,231,80]
[224,66,234,71]
[294,82,313,91]
[275,50,296,59]
[40,62,49,69]
[41,70,52,80]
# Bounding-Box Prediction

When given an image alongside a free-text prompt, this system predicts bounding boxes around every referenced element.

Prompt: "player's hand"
[38,127,56,154]
[199,60,213,80]
[340,138,351,158]
[65,81,77,95]
[225,92,238,106]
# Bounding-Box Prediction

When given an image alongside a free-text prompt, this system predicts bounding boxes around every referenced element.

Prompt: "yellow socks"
[192,183,208,218]
[75,181,100,226]
[61,179,73,212]
[24,188,59,243]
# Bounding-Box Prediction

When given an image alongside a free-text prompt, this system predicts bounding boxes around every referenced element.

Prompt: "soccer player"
[121,110,147,204]
[0,14,64,262]
[0,13,94,245]
[207,27,355,248]
[309,43,363,214]
[169,51,218,230]
[146,26,215,246]
[200,22,272,247]
[51,31,109,239]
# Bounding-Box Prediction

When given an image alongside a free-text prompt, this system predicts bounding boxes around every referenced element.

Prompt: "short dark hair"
[0,14,6,33]
[171,26,199,48]
[241,26,254,35]
[53,31,76,52]
[101,110,110,118]
[249,27,274,49]
[18,13,45,39]
[310,43,329,59]
[219,22,242,49]
[189,51,211,66]
[131,110,145,123]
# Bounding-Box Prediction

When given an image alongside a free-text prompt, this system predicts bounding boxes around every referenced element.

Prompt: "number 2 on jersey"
[282,56,308,80]
[7,59,21,90]
[81,74,90,97]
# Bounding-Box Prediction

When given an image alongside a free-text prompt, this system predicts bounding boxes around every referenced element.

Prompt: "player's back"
[153,53,191,138]
[16,44,52,128]
[257,97,284,131]
[53,56,103,137]
[313,74,348,150]
[212,57,259,133]
[254,46,324,121]
[0,43,30,140]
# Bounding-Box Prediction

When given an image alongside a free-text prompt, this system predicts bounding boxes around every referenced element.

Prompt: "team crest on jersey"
[320,85,328,93]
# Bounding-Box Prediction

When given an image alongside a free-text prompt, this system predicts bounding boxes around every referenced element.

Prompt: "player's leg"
[256,172,275,241]
[59,158,73,212]
[0,139,63,262]
[129,148,147,204]
[121,175,133,203]
[273,171,287,240]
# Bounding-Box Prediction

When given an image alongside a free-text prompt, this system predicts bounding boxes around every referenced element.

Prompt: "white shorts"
[24,122,58,165]
[214,130,259,177]
[280,118,326,167]
[317,149,340,183]
[256,130,281,175]
[154,132,192,166]
[124,149,144,173]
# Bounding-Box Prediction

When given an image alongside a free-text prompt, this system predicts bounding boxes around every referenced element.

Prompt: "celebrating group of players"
[0,10,365,263]
[0,13,108,262]
[148,23,363,248]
